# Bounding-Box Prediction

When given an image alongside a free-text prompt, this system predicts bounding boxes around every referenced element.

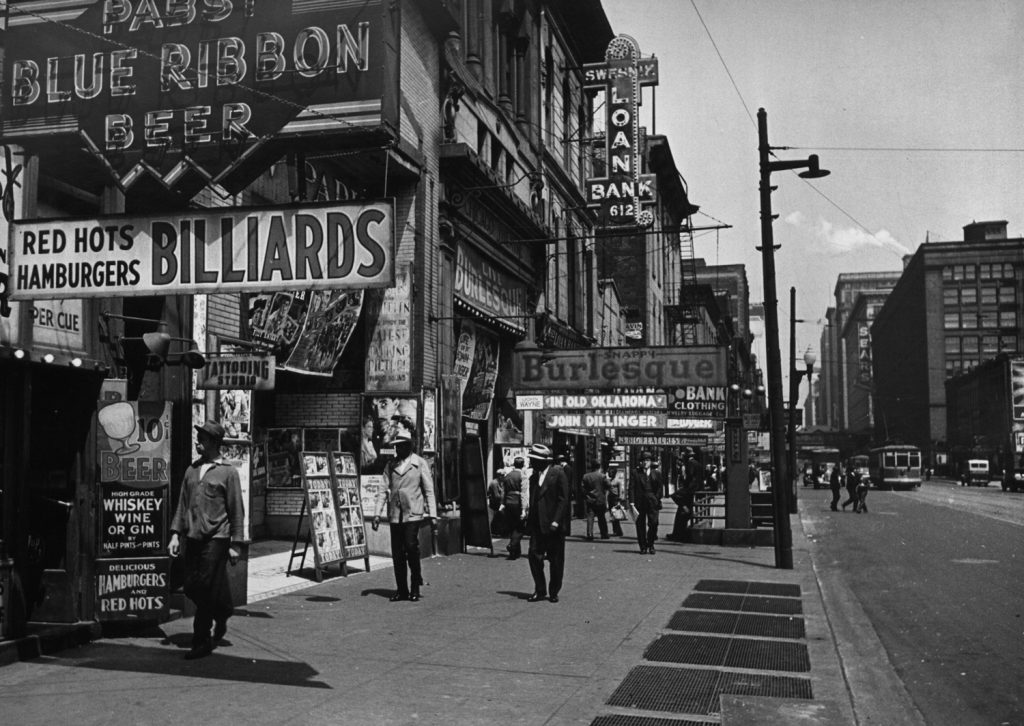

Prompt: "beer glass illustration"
[98,401,140,455]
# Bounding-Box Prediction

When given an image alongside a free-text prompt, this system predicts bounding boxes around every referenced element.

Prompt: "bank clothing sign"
[11,201,394,299]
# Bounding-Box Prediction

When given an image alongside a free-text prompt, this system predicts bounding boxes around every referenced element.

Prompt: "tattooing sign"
[9,200,394,299]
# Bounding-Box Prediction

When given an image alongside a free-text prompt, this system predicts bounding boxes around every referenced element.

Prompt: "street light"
[788,289,817,515]
[758,107,829,569]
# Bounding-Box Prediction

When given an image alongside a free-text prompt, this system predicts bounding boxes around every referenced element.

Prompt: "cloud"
[785,213,910,257]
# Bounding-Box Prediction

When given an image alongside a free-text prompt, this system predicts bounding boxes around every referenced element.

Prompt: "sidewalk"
[0,500,921,725]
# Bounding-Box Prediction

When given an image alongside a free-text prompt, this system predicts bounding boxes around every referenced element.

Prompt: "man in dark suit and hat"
[630,450,664,554]
[524,443,570,603]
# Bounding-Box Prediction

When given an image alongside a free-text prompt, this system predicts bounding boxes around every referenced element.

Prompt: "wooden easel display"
[288,451,347,581]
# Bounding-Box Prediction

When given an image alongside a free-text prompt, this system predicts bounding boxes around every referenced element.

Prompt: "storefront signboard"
[454,245,528,333]
[96,557,170,622]
[1,1,393,193]
[617,434,709,447]
[514,345,726,390]
[665,385,728,418]
[100,484,167,557]
[30,299,84,353]
[545,412,667,430]
[518,393,667,410]
[197,354,276,391]
[11,201,395,299]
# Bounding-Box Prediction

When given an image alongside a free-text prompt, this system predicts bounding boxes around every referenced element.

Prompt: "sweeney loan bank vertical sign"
[0,0,394,192]
[583,35,658,228]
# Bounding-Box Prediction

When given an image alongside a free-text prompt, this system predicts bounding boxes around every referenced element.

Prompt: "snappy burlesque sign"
[1,0,391,191]
[10,200,394,299]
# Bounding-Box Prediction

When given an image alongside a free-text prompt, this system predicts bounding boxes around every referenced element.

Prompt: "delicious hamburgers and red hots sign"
[0,0,394,192]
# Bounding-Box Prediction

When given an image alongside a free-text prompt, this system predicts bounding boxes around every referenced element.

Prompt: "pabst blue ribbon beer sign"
[1,1,391,192]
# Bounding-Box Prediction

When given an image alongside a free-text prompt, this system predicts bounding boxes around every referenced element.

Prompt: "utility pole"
[756,108,829,569]
[757,109,792,569]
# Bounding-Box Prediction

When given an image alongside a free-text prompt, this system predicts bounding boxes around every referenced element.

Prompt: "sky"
[601,0,1023,387]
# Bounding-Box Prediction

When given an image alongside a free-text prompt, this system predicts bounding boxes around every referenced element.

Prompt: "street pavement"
[0,498,926,725]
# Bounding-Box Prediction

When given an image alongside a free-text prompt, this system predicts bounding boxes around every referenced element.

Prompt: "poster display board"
[299,452,345,575]
[330,452,371,568]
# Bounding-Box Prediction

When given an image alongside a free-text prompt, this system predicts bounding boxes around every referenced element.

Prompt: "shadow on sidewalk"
[38,639,332,689]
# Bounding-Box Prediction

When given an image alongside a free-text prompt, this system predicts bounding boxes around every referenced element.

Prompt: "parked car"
[1003,465,1024,493]
[959,459,990,487]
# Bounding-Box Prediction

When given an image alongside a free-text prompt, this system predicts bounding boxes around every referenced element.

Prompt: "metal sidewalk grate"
[725,638,810,672]
[667,610,805,640]
[590,715,717,726]
[694,579,801,598]
[735,613,805,640]
[668,609,738,634]
[644,634,730,666]
[644,634,810,672]
[718,670,813,700]
[742,595,802,615]
[608,665,812,715]
[683,592,747,611]
[608,666,720,714]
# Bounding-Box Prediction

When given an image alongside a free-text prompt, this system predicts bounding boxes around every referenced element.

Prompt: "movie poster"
[365,266,412,391]
[248,292,308,356]
[360,395,419,472]
[283,290,363,375]
[422,389,437,454]
[463,326,499,420]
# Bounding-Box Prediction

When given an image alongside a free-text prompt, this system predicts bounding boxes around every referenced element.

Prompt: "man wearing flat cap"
[169,420,245,660]
[524,443,570,603]
[374,430,437,602]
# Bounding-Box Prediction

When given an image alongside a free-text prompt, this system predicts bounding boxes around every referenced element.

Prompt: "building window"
[952,265,964,280]
[980,286,997,304]
[960,287,977,305]
[1001,335,1019,352]
[979,310,998,328]
[944,311,960,329]
[963,264,976,280]
[982,335,999,354]
[999,285,1016,304]
[963,358,978,370]
[999,310,1017,328]
[945,336,960,354]
[999,262,1015,279]
[962,336,979,354]
[942,265,954,281]
[945,359,959,377]
[943,288,959,306]
[979,263,991,280]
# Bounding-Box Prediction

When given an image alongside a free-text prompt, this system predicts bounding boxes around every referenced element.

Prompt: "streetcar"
[867,445,923,490]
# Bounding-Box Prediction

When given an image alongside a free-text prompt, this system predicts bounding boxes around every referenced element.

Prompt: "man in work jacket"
[169,420,245,660]
[374,430,437,602]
